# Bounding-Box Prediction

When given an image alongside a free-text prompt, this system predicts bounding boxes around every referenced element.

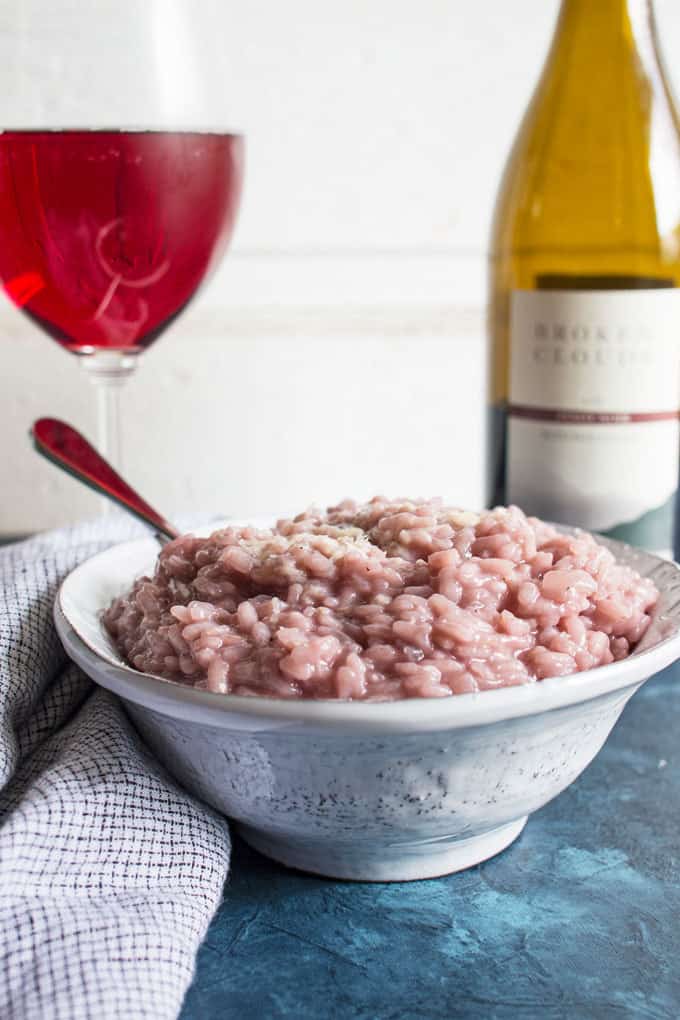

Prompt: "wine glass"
[0,0,244,467]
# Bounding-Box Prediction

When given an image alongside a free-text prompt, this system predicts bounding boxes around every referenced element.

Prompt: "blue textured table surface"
[180,665,680,1020]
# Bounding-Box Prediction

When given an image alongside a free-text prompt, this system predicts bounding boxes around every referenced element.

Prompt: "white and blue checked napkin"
[0,519,231,1020]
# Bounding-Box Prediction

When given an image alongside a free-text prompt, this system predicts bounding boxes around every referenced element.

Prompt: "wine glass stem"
[96,371,123,467]
[80,352,136,510]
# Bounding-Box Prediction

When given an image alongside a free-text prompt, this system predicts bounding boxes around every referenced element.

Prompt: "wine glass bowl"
[0,2,244,467]
[0,130,243,356]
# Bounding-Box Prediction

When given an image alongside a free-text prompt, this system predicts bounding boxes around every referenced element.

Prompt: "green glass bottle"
[489,0,680,557]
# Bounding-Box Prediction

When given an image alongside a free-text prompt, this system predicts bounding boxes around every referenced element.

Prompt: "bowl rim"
[54,526,680,732]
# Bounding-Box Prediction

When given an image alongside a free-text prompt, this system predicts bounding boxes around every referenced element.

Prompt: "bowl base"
[237,816,528,882]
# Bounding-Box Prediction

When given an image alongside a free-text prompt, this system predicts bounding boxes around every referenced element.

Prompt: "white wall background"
[2,0,680,535]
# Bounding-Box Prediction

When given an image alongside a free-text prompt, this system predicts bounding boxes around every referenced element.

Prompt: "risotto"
[103,498,658,700]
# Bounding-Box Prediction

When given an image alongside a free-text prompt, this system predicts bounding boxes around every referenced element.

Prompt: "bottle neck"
[558,0,651,26]
[554,0,659,68]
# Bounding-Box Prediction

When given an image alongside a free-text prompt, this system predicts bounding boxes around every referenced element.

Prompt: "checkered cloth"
[0,519,231,1020]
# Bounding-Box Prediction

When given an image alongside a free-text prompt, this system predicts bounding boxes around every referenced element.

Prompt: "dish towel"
[0,518,231,1020]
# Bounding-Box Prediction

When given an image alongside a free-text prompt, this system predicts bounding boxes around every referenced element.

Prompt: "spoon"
[31,417,180,542]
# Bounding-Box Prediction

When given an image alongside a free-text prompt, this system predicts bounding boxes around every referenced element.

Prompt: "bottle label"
[507,288,680,556]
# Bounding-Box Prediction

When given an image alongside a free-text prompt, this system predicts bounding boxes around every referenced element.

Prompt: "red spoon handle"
[31,417,180,541]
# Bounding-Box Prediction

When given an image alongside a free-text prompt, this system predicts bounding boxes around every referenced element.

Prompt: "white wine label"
[507,288,680,555]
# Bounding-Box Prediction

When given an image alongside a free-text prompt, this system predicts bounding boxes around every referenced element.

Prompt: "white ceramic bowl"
[54,526,680,881]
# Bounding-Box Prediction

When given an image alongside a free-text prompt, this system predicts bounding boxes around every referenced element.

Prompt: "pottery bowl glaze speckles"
[55,526,680,881]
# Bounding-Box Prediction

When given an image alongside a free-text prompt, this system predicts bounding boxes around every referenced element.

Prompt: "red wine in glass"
[0,130,243,352]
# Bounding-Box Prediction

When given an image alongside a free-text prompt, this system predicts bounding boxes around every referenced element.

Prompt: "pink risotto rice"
[103,498,658,701]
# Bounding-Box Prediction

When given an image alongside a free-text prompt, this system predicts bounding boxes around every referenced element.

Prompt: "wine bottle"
[488,0,680,558]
